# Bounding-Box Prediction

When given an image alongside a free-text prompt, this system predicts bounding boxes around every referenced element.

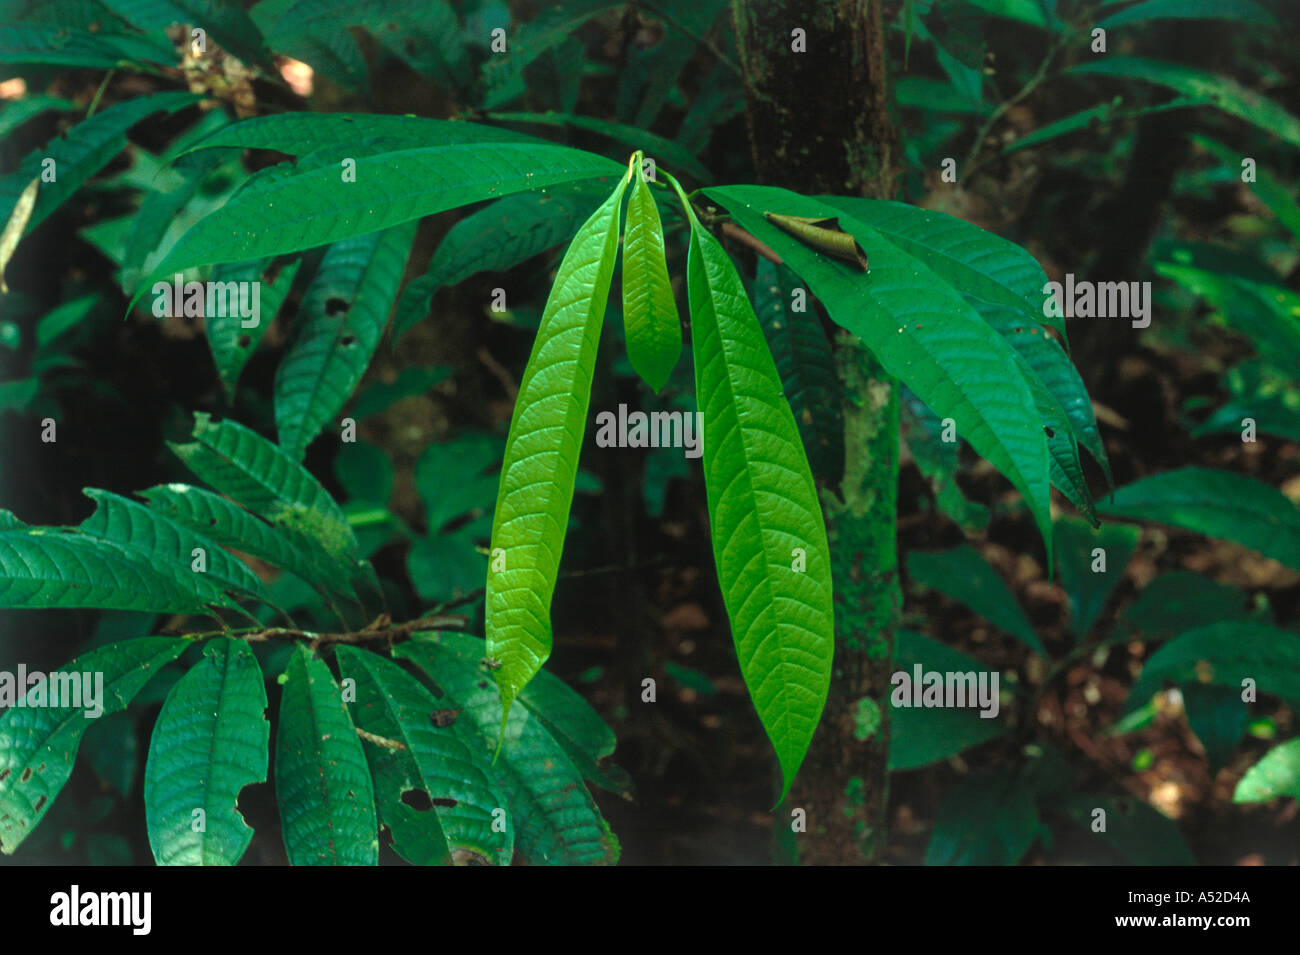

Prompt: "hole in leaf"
[431,797,458,808]
[400,788,432,812]
[340,335,356,347]
[1043,426,1055,438]
[0,768,9,783]
[33,796,46,812]
[325,297,350,316]
[238,334,251,348]
[20,768,32,783]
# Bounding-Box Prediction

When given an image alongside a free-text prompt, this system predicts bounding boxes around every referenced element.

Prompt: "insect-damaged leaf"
[667,173,834,801]
[485,163,632,729]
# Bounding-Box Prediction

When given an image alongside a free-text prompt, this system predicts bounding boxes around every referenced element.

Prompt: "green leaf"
[0,638,186,854]
[908,546,1043,655]
[0,95,77,139]
[1066,58,1300,150]
[672,175,834,801]
[1234,739,1300,803]
[486,167,631,724]
[0,510,211,613]
[889,631,1007,770]
[925,769,1041,865]
[0,92,203,241]
[1002,96,1208,156]
[349,365,453,419]
[1128,622,1300,708]
[1107,571,1251,646]
[1191,136,1300,243]
[76,487,269,606]
[1057,793,1195,864]
[676,61,746,155]
[487,111,713,184]
[622,165,681,393]
[1153,264,1300,372]
[1098,468,1300,572]
[100,0,274,69]
[958,0,1050,26]
[334,646,511,866]
[481,0,624,106]
[1054,517,1139,639]
[0,22,174,68]
[900,387,990,532]
[1098,0,1277,29]
[395,633,622,863]
[392,189,605,344]
[275,647,378,865]
[206,257,301,401]
[145,128,623,278]
[1182,683,1247,773]
[276,222,416,460]
[618,0,729,128]
[143,639,269,865]
[138,483,359,608]
[754,259,844,481]
[706,185,1053,562]
[169,413,362,569]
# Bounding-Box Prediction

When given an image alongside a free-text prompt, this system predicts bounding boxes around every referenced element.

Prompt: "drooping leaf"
[670,174,834,800]
[1127,622,1300,708]
[143,639,269,865]
[1234,739,1300,803]
[1098,468,1300,572]
[276,222,416,460]
[889,630,1006,770]
[396,633,622,863]
[275,647,378,865]
[334,646,511,866]
[485,166,631,724]
[622,163,681,393]
[907,546,1043,655]
[0,638,186,854]
[707,185,1054,562]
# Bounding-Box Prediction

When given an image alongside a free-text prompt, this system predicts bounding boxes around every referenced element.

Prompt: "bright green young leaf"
[276,647,378,865]
[276,222,416,460]
[147,130,623,277]
[1127,622,1300,708]
[485,164,632,725]
[392,189,605,344]
[206,257,301,401]
[396,633,622,863]
[143,639,269,865]
[1066,58,1300,149]
[0,509,211,613]
[1098,468,1300,572]
[0,638,186,854]
[1234,739,1300,803]
[908,546,1043,655]
[334,646,512,866]
[669,173,834,801]
[622,161,681,393]
[707,185,1054,562]
[889,630,1006,770]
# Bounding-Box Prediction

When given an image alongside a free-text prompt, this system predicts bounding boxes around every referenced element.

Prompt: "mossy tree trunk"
[731,0,902,864]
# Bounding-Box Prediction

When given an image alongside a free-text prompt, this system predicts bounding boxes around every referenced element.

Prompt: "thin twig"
[720,221,783,266]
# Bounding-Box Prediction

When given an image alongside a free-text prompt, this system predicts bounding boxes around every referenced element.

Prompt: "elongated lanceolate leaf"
[0,639,186,853]
[143,639,269,865]
[485,165,631,725]
[1127,622,1300,707]
[276,648,378,865]
[669,173,834,800]
[622,161,681,393]
[1234,739,1300,803]
[207,257,301,401]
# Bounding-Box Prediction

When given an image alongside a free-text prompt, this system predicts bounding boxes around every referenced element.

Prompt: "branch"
[719,221,784,266]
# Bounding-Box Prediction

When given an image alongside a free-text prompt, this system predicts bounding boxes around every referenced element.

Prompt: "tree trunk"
[731,0,902,864]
